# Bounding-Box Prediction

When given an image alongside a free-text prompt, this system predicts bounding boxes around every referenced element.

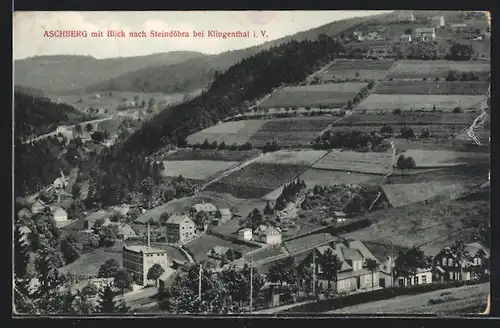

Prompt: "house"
[238,228,253,241]
[53,169,68,190]
[18,225,32,247]
[396,267,433,287]
[31,199,47,214]
[217,208,232,223]
[433,242,490,282]
[365,31,382,41]
[352,31,364,41]
[83,210,112,230]
[333,211,347,223]
[207,246,243,261]
[50,206,68,226]
[299,240,381,293]
[87,278,113,290]
[190,203,218,218]
[450,23,467,32]
[122,245,168,286]
[253,225,282,245]
[165,213,196,243]
[368,46,391,57]
[396,11,415,22]
[415,27,436,41]
[158,267,178,292]
[400,34,412,43]
[431,16,445,28]
[115,223,137,240]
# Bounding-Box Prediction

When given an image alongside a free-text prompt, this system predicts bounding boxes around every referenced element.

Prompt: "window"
[345,279,351,288]
[318,265,323,274]
[422,275,427,284]
[442,257,447,266]
[365,275,371,284]
[414,276,419,285]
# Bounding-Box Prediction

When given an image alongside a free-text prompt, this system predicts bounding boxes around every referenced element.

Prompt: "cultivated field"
[284,233,339,255]
[386,165,488,185]
[253,150,328,166]
[337,112,477,125]
[340,197,490,256]
[382,181,469,208]
[245,246,285,262]
[162,160,239,180]
[95,117,122,135]
[184,234,255,263]
[186,120,268,146]
[326,283,490,314]
[386,60,490,79]
[299,168,386,188]
[356,94,485,111]
[374,81,490,96]
[332,124,468,138]
[320,59,394,81]
[163,149,261,162]
[247,116,339,148]
[312,150,395,175]
[398,150,490,168]
[256,83,368,109]
[206,163,308,199]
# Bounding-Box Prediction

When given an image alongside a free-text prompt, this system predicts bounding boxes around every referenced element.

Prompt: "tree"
[96,285,129,313]
[394,247,427,285]
[247,208,264,230]
[263,201,275,215]
[202,139,211,149]
[159,212,170,226]
[148,98,157,109]
[298,265,314,296]
[453,107,463,113]
[218,141,227,150]
[147,264,165,284]
[446,70,459,82]
[365,258,380,291]
[114,269,132,295]
[396,154,408,170]
[405,156,416,169]
[60,235,80,265]
[91,131,106,143]
[421,128,430,139]
[85,123,93,132]
[449,240,470,281]
[98,259,121,278]
[139,177,155,209]
[393,108,402,115]
[380,125,393,136]
[320,248,342,292]
[404,28,413,35]
[401,127,415,139]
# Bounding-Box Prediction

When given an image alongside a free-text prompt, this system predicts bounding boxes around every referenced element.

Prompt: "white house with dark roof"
[122,244,168,286]
[238,228,253,241]
[31,199,47,214]
[191,203,218,217]
[415,27,436,41]
[253,225,282,245]
[165,213,196,243]
[50,206,69,227]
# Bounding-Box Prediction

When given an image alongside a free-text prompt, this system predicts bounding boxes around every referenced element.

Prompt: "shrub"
[400,127,415,139]
[453,107,463,113]
[393,108,402,115]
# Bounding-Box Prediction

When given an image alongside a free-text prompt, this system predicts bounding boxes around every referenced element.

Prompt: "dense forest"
[14,92,92,140]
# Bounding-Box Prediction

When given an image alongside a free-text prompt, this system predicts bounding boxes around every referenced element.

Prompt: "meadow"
[253,150,328,166]
[186,119,268,146]
[256,83,368,109]
[299,168,386,188]
[398,150,490,168]
[312,150,395,175]
[386,60,490,79]
[356,94,485,111]
[374,81,490,96]
[162,160,239,180]
[336,112,477,125]
[184,234,255,263]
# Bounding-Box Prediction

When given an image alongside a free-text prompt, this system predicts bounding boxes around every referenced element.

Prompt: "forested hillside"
[14,52,206,94]
[83,13,393,94]
[14,85,45,97]
[14,92,92,140]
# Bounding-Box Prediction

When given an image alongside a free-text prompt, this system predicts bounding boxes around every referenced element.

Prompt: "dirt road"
[325,283,489,314]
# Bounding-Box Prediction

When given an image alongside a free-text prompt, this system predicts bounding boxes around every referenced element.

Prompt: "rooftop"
[219,208,232,216]
[123,245,167,254]
[167,213,192,225]
[85,210,111,222]
[192,203,217,213]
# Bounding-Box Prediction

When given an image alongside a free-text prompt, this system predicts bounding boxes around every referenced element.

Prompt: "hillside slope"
[13,51,207,94]
[83,12,395,94]
[14,92,91,140]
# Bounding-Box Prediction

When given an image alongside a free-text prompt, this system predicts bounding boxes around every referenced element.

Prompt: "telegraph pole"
[198,264,202,300]
[391,240,394,287]
[249,253,253,313]
[312,249,316,296]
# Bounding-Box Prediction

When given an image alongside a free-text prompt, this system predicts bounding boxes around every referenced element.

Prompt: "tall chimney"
[147,222,151,247]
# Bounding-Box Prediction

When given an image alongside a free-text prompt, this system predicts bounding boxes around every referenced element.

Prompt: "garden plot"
[398,150,490,168]
[299,168,385,188]
[206,163,308,199]
[162,160,239,180]
[356,94,485,112]
[387,60,490,79]
[256,83,368,109]
[375,81,490,96]
[253,150,328,166]
[312,150,395,175]
[320,59,394,81]
[382,181,469,208]
[186,120,268,146]
[184,234,255,263]
[247,116,338,147]
[336,112,477,125]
